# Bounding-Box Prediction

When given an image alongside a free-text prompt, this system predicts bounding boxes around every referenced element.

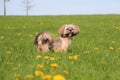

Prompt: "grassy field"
[0,15,120,80]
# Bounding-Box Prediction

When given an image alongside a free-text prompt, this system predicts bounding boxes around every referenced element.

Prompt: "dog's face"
[58,24,80,38]
[34,31,52,52]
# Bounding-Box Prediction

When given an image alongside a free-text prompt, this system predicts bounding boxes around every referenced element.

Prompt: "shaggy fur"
[50,24,80,52]
[34,31,52,52]
[34,24,80,52]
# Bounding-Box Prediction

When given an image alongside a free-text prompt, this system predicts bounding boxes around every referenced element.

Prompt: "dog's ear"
[34,36,38,45]
[44,32,52,41]
[34,32,42,45]
[58,24,66,35]
[74,24,80,34]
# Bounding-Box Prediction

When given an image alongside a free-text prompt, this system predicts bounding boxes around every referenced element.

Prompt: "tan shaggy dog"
[50,24,80,52]
[34,24,80,52]
[34,31,52,52]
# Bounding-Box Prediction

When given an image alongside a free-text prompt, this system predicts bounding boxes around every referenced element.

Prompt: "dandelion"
[52,33,58,38]
[29,34,32,37]
[6,61,12,65]
[116,27,119,30]
[25,74,34,79]
[40,22,44,25]
[36,55,42,59]
[8,26,11,29]
[50,63,58,68]
[35,32,38,35]
[34,70,44,77]
[69,56,73,60]
[94,47,99,51]
[44,56,49,60]
[0,36,4,39]
[63,70,69,75]
[73,55,78,60]
[13,67,18,71]
[84,51,90,54]
[118,48,120,50]
[36,64,44,69]
[50,57,55,61]
[69,55,78,60]
[17,33,21,36]
[53,75,66,80]
[42,74,52,80]
[13,74,21,80]
[23,26,26,29]
[109,47,114,50]
[112,41,115,45]
[54,50,59,53]
[6,51,12,55]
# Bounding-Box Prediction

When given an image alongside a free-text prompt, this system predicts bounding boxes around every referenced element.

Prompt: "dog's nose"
[69,29,72,32]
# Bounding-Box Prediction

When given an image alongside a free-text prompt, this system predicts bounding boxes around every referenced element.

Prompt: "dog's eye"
[42,39,48,44]
[66,28,69,30]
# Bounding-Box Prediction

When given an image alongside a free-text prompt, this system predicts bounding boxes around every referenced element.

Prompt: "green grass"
[0,15,120,80]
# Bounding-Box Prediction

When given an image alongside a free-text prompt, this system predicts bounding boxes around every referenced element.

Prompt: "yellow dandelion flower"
[34,70,44,77]
[69,55,78,60]
[36,55,42,59]
[14,74,21,78]
[25,74,34,79]
[53,75,66,80]
[94,47,99,51]
[109,47,113,50]
[44,56,49,60]
[29,34,32,37]
[54,50,59,53]
[17,33,21,36]
[118,48,120,50]
[13,67,18,71]
[116,27,119,30]
[6,61,12,65]
[50,63,58,68]
[36,64,44,69]
[23,26,26,29]
[84,51,90,54]
[0,36,4,39]
[42,74,52,80]
[63,70,69,75]
[73,55,78,60]
[6,51,12,55]
[8,26,11,29]
[35,32,38,35]
[50,57,55,61]
[40,22,44,25]
[52,33,58,38]
[69,56,73,60]
[112,41,115,45]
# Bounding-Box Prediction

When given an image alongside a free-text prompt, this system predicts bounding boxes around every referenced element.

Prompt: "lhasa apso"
[50,24,80,52]
[34,24,80,52]
[34,31,52,52]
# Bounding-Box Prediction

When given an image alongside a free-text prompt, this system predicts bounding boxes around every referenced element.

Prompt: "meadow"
[0,15,120,80]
